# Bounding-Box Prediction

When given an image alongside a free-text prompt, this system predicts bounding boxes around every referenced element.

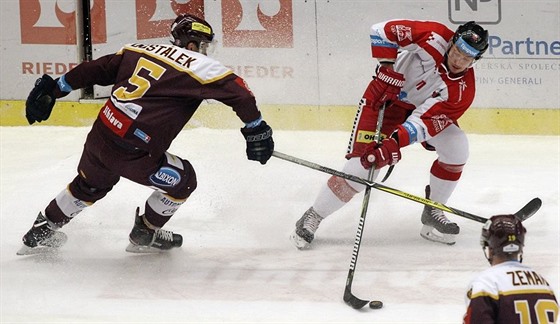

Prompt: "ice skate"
[126,208,183,253]
[290,207,324,250]
[17,212,68,256]
[420,205,460,245]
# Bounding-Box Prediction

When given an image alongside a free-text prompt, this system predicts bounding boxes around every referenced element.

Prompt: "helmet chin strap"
[484,246,493,264]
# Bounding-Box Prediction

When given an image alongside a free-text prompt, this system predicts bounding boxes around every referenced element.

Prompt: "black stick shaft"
[341,103,386,309]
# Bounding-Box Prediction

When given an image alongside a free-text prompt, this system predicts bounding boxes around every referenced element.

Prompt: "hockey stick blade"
[272,151,542,224]
[513,197,542,222]
[344,284,369,309]
[381,164,394,182]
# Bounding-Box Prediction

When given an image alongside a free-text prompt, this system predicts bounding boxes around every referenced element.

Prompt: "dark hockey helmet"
[452,21,488,60]
[480,214,526,263]
[171,14,214,49]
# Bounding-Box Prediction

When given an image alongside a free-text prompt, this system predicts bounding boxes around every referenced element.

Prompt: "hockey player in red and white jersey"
[291,20,489,248]
[18,14,274,255]
[463,215,558,323]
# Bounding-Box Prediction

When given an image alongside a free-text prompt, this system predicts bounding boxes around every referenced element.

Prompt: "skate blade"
[126,243,170,253]
[289,231,311,250]
[16,232,68,256]
[420,225,456,245]
[16,245,60,256]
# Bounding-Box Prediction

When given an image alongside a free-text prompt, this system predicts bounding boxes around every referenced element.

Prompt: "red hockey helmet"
[171,14,214,51]
[480,214,526,264]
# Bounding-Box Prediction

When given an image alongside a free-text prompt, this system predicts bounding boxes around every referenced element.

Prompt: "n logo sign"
[222,0,293,48]
[20,0,107,44]
[448,0,501,24]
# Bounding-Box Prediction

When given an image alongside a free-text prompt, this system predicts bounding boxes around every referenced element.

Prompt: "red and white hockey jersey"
[370,19,476,144]
[463,261,558,324]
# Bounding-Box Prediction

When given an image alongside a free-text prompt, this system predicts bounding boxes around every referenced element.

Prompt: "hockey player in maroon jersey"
[291,20,489,248]
[18,14,274,255]
[463,215,558,323]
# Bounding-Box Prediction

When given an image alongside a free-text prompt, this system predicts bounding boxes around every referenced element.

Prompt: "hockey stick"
[342,102,387,310]
[380,164,394,182]
[272,151,542,224]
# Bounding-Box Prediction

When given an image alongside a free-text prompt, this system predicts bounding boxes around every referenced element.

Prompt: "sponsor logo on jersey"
[459,80,467,92]
[111,98,143,120]
[370,35,397,48]
[150,167,181,188]
[394,25,412,42]
[99,101,132,137]
[431,114,452,133]
[133,128,151,144]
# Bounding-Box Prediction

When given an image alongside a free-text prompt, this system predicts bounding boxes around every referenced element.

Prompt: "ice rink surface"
[1,126,558,323]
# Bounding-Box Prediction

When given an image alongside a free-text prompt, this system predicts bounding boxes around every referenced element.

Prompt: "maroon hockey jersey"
[61,43,262,157]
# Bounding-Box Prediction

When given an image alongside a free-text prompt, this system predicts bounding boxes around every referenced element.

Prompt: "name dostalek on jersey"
[128,43,197,68]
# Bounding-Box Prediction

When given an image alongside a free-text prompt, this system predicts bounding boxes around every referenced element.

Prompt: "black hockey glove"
[25,74,58,125]
[241,120,274,165]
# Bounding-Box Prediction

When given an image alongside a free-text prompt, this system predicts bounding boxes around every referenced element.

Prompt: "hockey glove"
[241,120,274,165]
[25,74,58,125]
[365,66,405,109]
[360,137,401,170]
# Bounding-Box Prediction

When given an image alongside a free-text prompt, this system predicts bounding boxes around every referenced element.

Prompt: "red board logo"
[135,0,205,40]
[19,0,106,45]
[222,0,293,48]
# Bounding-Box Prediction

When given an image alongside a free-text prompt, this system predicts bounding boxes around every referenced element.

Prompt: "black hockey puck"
[369,300,383,309]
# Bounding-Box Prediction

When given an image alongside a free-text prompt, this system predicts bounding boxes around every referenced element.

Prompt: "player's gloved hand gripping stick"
[241,120,274,164]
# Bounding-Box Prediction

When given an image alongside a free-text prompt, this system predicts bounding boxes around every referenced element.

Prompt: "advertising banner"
[1,0,558,109]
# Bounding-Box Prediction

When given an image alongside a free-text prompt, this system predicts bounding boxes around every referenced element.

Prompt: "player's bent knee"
[172,160,197,199]
[69,176,113,202]
[149,153,197,200]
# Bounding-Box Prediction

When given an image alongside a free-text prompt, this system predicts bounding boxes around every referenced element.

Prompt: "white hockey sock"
[312,182,347,218]
[341,158,376,191]
[55,187,92,218]
[312,158,377,218]
[146,191,186,219]
[428,174,458,204]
